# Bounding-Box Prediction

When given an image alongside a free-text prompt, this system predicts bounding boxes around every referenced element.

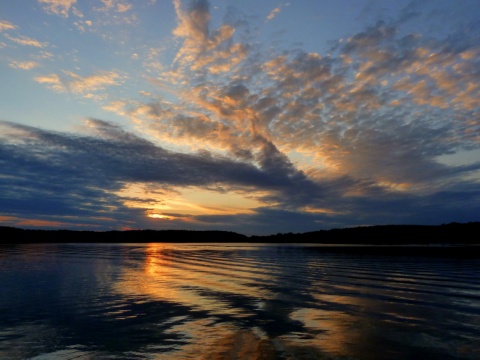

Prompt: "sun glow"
[146,213,175,220]
[148,213,168,219]
[302,206,344,215]
[115,183,267,220]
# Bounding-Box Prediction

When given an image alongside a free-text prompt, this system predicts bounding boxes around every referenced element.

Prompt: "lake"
[1,243,479,359]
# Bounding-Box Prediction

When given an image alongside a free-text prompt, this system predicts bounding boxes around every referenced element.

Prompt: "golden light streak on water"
[1,243,480,359]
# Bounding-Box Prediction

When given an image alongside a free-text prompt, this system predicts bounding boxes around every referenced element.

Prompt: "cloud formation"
[265,3,289,23]
[0,119,321,232]
[115,1,480,231]
[9,61,39,70]
[38,0,77,17]
[4,34,47,47]
[1,0,480,234]
[34,71,122,96]
[134,8,480,194]
[0,20,17,31]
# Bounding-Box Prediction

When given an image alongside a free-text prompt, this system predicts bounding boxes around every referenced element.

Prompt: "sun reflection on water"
[2,244,477,360]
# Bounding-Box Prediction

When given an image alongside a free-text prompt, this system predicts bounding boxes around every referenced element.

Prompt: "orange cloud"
[5,34,47,47]
[65,70,121,94]
[34,74,66,92]
[38,0,77,17]
[9,61,39,70]
[17,219,65,227]
[0,20,17,31]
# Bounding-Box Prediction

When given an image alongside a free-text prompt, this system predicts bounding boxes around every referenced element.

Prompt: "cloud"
[266,7,281,22]
[0,20,17,31]
[38,0,77,17]
[65,71,122,94]
[106,1,480,231]
[1,115,480,234]
[34,74,66,92]
[171,0,238,74]
[265,3,289,23]
[265,6,282,22]
[153,12,478,191]
[9,61,39,70]
[34,70,122,95]
[0,119,325,232]
[99,0,133,13]
[4,34,47,47]
[0,118,302,191]
[2,0,480,234]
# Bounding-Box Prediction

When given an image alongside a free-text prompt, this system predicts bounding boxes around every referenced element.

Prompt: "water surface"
[1,243,479,359]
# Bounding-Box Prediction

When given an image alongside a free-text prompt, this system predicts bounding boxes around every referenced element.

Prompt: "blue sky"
[1,0,480,236]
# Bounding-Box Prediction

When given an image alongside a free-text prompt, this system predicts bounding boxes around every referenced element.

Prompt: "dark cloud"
[1,117,480,234]
[0,120,280,187]
[0,119,326,231]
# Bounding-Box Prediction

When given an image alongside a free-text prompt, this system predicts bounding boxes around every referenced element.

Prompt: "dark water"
[1,243,479,360]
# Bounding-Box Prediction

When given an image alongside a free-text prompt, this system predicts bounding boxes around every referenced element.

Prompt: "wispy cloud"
[99,0,133,13]
[9,61,39,70]
[38,0,134,22]
[266,7,281,22]
[66,71,122,94]
[34,74,66,92]
[5,34,47,47]
[0,20,17,31]
[34,70,122,96]
[38,0,77,17]
[265,3,289,23]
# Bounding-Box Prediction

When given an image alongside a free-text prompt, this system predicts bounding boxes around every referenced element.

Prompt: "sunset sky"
[1,0,480,235]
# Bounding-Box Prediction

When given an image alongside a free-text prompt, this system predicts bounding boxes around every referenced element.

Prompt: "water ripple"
[1,243,479,359]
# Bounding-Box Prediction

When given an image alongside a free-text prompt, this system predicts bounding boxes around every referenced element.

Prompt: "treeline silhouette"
[1,222,479,245]
[251,222,480,245]
[0,228,246,244]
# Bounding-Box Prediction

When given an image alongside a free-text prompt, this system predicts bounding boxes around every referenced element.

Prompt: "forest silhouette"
[1,222,479,250]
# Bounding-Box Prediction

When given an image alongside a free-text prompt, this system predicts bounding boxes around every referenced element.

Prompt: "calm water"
[1,243,479,360]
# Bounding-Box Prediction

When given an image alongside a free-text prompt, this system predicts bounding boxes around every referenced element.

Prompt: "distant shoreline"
[1,222,479,246]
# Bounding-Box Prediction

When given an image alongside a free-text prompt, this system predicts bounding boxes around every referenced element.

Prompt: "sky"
[1,0,480,236]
